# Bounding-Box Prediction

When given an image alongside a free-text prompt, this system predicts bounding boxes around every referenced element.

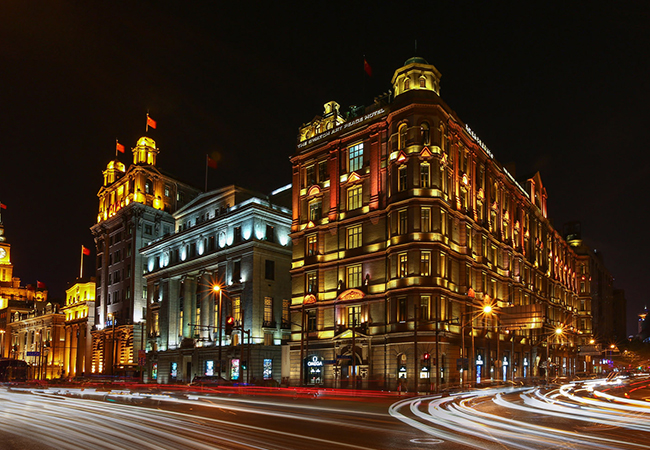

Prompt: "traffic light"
[225,316,235,335]
[422,352,432,368]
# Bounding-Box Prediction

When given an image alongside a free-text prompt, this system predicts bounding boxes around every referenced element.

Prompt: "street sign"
[26,351,40,357]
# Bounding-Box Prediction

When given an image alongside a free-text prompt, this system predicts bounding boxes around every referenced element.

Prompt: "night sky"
[1,2,648,335]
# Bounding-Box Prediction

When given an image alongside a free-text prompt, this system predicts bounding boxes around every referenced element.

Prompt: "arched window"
[404,78,410,90]
[419,76,426,88]
[420,122,430,145]
[145,179,153,195]
[398,123,407,150]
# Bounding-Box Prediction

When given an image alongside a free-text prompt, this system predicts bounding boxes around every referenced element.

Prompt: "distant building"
[289,57,586,390]
[9,303,65,379]
[62,278,96,377]
[140,184,292,384]
[90,137,201,375]
[565,222,619,345]
[0,216,49,359]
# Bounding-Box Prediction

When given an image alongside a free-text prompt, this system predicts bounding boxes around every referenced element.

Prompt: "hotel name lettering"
[297,109,386,149]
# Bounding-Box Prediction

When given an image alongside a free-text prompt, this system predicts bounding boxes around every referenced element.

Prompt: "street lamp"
[544,326,565,383]
[460,300,495,388]
[213,284,223,377]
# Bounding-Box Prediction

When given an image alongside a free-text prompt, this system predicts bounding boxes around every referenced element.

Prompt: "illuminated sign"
[297,109,387,149]
[476,355,484,365]
[305,355,323,385]
[152,362,158,380]
[263,359,272,380]
[465,124,494,159]
[398,365,408,378]
[205,360,214,376]
[170,362,178,379]
[231,359,240,380]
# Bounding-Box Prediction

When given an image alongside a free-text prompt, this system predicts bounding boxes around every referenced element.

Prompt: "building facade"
[90,136,201,375]
[62,278,96,377]
[9,303,65,379]
[0,218,49,359]
[141,184,292,384]
[289,57,587,391]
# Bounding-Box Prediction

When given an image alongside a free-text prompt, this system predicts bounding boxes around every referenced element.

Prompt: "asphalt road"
[0,377,648,449]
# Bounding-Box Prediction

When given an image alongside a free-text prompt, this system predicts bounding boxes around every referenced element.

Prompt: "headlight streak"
[389,379,650,450]
[1,388,382,450]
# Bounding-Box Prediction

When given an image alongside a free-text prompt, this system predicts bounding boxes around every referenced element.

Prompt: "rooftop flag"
[82,245,91,256]
[364,58,372,77]
[116,140,125,154]
[146,114,157,131]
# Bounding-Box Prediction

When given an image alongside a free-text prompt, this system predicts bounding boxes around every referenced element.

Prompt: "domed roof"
[106,159,126,172]
[404,56,429,65]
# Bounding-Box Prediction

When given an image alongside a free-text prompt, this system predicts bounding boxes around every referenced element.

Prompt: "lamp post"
[0,330,5,358]
[461,302,494,388]
[545,326,564,383]
[213,285,223,377]
[108,313,116,376]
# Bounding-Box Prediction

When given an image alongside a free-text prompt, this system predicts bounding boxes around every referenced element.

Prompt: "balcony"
[263,320,277,328]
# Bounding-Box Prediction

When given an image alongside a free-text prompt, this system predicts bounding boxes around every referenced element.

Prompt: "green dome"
[404,56,429,65]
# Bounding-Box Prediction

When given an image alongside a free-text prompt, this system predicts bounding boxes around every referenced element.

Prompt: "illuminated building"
[9,304,65,379]
[90,137,201,375]
[289,57,584,390]
[140,184,292,384]
[0,217,48,359]
[62,278,96,377]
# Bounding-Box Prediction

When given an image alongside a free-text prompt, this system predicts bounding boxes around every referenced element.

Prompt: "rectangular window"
[306,272,318,294]
[420,163,430,188]
[398,209,408,235]
[282,298,290,325]
[420,251,431,276]
[233,296,241,322]
[347,186,362,210]
[398,298,407,322]
[306,165,316,186]
[348,305,361,327]
[420,296,431,321]
[347,265,362,289]
[307,310,317,332]
[307,235,318,256]
[318,161,328,182]
[264,297,273,324]
[440,252,447,278]
[309,201,322,221]
[347,225,362,249]
[421,208,431,233]
[349,143,363,172]
[233,260,241,283]
[265,259,275,280]
[399,253,408,278]
[398,166,407,191]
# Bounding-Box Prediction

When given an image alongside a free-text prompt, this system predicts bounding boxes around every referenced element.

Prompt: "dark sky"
[1,2,648,335]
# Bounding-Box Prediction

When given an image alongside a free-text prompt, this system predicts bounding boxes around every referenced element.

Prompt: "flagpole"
[115,139,118,158]
[146,113,149,133]
[80,246,84,279]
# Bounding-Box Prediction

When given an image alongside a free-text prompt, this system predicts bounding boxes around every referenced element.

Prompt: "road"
[0,376,648,449]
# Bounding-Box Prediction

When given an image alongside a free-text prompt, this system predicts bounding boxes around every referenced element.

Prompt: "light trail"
[0,387,386,450]
[389,377,650,449]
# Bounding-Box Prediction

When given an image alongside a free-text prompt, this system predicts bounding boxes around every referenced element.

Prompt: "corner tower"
[391,56,442,97]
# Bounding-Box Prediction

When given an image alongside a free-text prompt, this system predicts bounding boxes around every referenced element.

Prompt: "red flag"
[116,141,125,153]
[0,203,6,209]
[207,155,217,169]
[37,281,46,289]
[364,58,372,77]
[147,115,157,130]
[82,245,91,256]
